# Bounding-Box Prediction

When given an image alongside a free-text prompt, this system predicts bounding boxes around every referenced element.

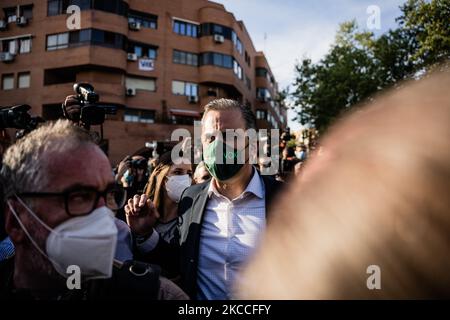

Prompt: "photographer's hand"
[124,194,160,237]
[115,155,132,183]
[62,95,82,122]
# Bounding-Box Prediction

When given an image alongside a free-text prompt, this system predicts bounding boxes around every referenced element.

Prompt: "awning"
[170,108,201,118]
[0,34,33,41]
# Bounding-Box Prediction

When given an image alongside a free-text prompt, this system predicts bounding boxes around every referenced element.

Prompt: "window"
[46,33,69,50]
[19,38,32,53]
[134,46,142,57]
[172,80,185,95]
[140,110,155,123]
[245,51,251,67]
[200,52,232,69]
[21,5,34,19]
[223,55,233,69]
[124,110,139,122]
[245,75,251,90]
[173,19,198,38]
[44,67,77,85]
[257,88,272,101]
[47,0,127,17]
[1,39,19,54]
[48,0,91,16]
[171,115,195,125]
[200,23,232,39]
[213,53,223,66]
[148,48,157,59]
[1,37,32,54]
[124,109,155,124]
[18,72,30,88]
[47,29,125,51]
[185,82,198,97]
[256,67,268,78]
[128,10,157,29]
[256,109,267,120]
[4,7,17,23]
[213,24,223,35]
[231,31,243,55]
[233,60,243,80]
[2,74,14,90]
[125,77,156,92]
[186,52,198,66]
[3,5,33,22]
[69,29,91,44]
[173,50,198,66]
[172,80,198,96]
[129,43,158,59]
[47,0,63,16]
[94,0,128,15]
[91,29,124,48]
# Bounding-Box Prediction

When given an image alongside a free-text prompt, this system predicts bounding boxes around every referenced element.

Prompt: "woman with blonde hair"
[125,151,192,280]
[143,151,193,243]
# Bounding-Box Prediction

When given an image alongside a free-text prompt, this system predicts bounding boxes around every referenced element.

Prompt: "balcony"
[43,46,127,70]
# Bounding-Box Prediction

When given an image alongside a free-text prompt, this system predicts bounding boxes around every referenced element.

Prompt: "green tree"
[291,0,450,132]
[398,0,450,69]
[292,21,381,131]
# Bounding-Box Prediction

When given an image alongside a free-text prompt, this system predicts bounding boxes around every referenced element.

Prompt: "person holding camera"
[115,155,149,197]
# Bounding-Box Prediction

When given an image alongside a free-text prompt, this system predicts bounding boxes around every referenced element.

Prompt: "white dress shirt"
[197,168,266,300]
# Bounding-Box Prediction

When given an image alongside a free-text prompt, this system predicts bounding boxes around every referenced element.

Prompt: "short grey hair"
[202,98,256,130]
[1,120,95,200]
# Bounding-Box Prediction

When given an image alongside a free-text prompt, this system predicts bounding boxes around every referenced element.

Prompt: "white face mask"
[8,197,118,280]
[165,174,191,203]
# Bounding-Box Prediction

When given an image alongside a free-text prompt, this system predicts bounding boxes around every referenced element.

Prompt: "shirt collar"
[207,167,265,200]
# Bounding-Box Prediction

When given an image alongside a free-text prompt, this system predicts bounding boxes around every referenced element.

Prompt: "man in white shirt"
[125,99,284,299]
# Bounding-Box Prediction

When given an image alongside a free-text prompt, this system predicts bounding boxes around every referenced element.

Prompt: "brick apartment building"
[0,0,287,164]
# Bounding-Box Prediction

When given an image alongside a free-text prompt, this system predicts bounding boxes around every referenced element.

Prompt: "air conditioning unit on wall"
[0,20,7,30]
[126,88,136,96]
[127,53,138,61]
[0,52,15,62]
[213,34,224,43]
[188,95,199,103]
[16,16,28,26]
[128,21,141,31]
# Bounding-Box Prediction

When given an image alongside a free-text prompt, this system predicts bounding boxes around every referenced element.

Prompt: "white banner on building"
[138,59,155,71]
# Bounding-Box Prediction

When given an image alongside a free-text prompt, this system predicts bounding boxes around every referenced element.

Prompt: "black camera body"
[131,158,147,169]
[0,104,44,138]
[73,83,105,127]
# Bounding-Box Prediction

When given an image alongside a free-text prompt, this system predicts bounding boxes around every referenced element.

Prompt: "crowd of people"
[0,69,449,300]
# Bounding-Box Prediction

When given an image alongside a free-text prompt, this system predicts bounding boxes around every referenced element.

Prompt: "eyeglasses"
[18,184,127,216]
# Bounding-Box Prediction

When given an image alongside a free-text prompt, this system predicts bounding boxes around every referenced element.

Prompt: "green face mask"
[204,139,245,181]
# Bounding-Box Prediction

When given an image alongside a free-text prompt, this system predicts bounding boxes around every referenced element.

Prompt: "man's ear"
[5,199,27,244]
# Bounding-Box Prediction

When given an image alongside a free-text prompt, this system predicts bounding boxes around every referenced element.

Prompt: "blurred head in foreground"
[237,68,450,299]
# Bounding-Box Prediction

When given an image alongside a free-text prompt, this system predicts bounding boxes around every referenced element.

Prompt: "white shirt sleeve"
[136,229,160,253]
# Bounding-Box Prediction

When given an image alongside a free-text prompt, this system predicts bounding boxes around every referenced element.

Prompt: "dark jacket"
[0,257,161,300]
[142,169,284,298]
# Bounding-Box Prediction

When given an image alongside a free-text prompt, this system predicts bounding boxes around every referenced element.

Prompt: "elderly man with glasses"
[0,120,187,300]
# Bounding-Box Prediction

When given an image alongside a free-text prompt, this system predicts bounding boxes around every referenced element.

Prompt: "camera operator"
[0,120,188,300]
[116,156,149,197]
[0,105,44,141]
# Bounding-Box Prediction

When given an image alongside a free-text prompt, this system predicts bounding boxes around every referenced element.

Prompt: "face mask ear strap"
[13,195,53,233]
[6,199,52,261]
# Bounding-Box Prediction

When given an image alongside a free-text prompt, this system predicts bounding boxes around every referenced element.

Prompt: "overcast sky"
[216,0,406,130]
